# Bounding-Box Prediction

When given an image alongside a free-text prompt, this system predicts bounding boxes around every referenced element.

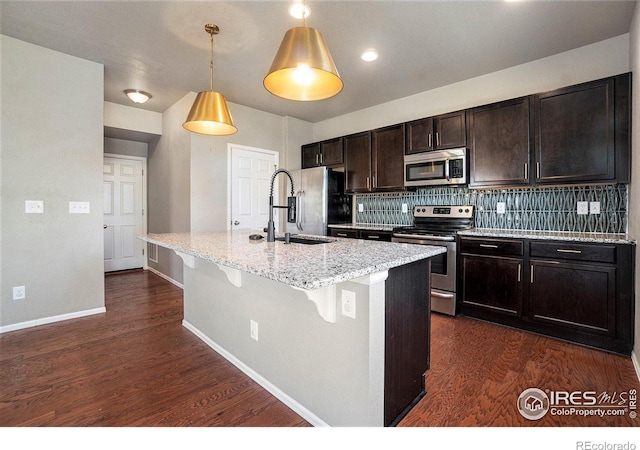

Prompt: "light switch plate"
[358,203,364,213]
[577,201,589,215]
[589,201,601,215]
[69,201,90,214]
[496,202,506,214]
[402,203,408,214]
[25,200,44,214]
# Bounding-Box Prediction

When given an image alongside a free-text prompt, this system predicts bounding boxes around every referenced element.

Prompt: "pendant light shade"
[183,24,237,136]
[264,26,343,101]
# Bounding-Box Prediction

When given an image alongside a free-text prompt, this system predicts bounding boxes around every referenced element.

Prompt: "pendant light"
[264,1,343,101]
[183,24,237,136]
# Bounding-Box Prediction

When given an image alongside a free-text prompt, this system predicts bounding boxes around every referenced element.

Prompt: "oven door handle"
[431,291,455,299]
[392,233,455,241]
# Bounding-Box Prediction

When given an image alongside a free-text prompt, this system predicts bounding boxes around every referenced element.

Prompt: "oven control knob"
[458,208,463,213]
[465,208,470,213]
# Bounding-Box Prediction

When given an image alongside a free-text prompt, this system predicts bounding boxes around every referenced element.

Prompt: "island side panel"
[181,257,386,427]
[384,258,431,426]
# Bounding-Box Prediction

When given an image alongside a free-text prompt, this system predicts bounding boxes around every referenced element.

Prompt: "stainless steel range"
[392,205,474,316]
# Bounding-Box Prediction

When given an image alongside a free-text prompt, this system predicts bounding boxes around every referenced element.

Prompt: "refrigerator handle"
[296,190,304,231]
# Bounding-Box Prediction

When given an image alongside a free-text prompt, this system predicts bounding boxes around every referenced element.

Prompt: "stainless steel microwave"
[404,148,468,187]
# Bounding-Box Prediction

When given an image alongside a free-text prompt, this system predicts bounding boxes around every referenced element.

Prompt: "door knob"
[233,220,240,225]
[103,224,107,229]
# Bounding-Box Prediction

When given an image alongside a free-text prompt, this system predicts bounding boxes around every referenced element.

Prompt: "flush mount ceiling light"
[264,0,343,101]
[183,24,237,136]
[124,89,152,104]
[361,49,378,62]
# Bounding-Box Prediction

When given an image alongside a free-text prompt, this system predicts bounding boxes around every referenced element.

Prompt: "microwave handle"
[445,158,450,181]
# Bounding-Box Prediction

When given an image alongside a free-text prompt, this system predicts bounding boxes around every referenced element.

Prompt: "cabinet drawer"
[530,241,616,263]
[360,230,392,241]
[330,228,358,239]
[460,238,523,256]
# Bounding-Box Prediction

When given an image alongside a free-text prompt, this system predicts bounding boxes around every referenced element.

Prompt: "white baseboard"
[631,350,640,383]
[146,266,184,290]
[0,307,106,334]
[182,319,329,427]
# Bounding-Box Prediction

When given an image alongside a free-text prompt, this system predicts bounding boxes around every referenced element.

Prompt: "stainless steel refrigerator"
[286,166,351,236]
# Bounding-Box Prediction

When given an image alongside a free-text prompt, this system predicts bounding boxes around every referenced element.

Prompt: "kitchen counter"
[139,230,443,426]
[140,230,442,290]
[458,228,636,244]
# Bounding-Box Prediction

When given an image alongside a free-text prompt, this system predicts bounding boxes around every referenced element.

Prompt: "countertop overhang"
[140,230,445,290]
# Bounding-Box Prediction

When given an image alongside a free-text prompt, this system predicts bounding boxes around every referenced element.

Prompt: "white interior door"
[230,146,278,231]
[103,156,145,272]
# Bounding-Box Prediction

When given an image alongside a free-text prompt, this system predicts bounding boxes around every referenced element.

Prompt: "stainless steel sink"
[275,236,334,245]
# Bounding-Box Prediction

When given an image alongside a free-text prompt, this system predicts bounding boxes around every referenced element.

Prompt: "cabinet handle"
[524,163,528,180]
[428,133,432,148]
[436,132,440,146]
[316,154,319,165]
[536,162,540,179]
[530,265,534,283]
[337,233,348,237]
[479,244,498,249]
[518,263,521,283]
[366,176,370,189]
[368,235,380,239]
[320,153,323,164]
[557,249,582,254]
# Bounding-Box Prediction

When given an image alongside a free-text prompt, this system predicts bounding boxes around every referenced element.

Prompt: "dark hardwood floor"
[1,269,638,428]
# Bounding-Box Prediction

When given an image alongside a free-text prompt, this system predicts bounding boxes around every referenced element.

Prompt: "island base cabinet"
[384,259,430,426]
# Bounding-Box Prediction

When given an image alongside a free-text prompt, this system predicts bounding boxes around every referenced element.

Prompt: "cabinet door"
[533,77,615,184]
[344,131,372,192]
[468,97,531,188]
[372,124,405,191]
[461,255,523,317]
[301,142,320,169]
[435,111,466,149]
[320,137,344,166]
[529,261,616,336]
[405,117,434,154]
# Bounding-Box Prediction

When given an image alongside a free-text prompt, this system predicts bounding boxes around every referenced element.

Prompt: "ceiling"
[1,0,637,127]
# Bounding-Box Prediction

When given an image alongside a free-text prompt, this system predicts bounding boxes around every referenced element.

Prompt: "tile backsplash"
[354,185,628,233]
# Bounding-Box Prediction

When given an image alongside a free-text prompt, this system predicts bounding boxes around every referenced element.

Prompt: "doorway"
[103,155,147,272]
[228,144,279,231]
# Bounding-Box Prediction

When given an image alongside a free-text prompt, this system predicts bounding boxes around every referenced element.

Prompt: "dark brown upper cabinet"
[344,131,373,193]
[301,138,344,168]
[405,110,466,154]
[468,97,532,188]
[533,73,630,185]
[372,123,405,191]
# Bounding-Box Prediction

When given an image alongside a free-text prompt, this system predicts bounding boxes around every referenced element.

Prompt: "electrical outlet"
[250,320,259,341]
[590,201,601,215]
[341,289,356,319]
[496,202,506,214]
[577,201,589,215]
[402,203,408,214]
[13,286,25,300]
[358,203,364,213]
[25,200,44,214]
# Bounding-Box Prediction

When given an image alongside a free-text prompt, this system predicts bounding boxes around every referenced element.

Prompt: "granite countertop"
[328,223,397,232]
[458,228,636,244]
[140,230,444,290]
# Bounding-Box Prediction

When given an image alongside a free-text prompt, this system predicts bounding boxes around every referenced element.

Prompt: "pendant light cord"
[209,29,214,92]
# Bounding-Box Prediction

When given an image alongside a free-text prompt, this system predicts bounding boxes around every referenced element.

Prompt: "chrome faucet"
[266,169,296,242]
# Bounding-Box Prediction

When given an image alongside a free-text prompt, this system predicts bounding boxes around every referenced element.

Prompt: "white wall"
[313,34,630,141]
[0,35,105,329]
[104,137,148,158]
[104,101,162,136]
[627,2,640,366]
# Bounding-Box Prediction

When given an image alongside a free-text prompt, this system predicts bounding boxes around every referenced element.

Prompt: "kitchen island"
[139,230,445,427]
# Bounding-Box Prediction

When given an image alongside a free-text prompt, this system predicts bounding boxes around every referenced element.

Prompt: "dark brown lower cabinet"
[384,259,430,426]
[460,237,634,355]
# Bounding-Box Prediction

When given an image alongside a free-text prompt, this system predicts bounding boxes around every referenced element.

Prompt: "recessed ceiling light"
[361,49,378,62]
[124,89,152,104]
[289,1,310,19]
